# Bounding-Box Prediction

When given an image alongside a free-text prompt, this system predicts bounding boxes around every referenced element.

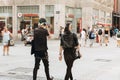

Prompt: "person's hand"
[59,55,62,61]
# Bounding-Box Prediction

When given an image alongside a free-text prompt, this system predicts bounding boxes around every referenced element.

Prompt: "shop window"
[17,6,39,14]
[46,17,54,34]
[7,17,12,33]
[0,6,12,13]
[45,5,54,13]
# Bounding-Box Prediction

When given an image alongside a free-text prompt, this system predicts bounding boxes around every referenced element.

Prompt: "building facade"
[112,0,119,29]
[0,0,113,39]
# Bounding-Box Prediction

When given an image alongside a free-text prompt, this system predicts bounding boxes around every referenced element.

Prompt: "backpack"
[98,29,102,35]
[89,31,95,39]
[62,33,75,48]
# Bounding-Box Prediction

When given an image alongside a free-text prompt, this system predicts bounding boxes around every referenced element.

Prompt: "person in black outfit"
[31,18,53,80]
[59,23,80,80]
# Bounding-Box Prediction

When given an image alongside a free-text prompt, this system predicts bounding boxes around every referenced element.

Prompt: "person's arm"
[59,37,64,61]
[46,28,51,39]
[9,32,13,39]
[59,46,63,61]
[1,31,4,36]
[47,31,51,39]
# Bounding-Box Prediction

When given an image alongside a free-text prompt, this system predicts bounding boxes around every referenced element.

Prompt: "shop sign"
[97,22,111,26]
[56,11,60,14]
[67,14,74,18]
[18,13,22,17]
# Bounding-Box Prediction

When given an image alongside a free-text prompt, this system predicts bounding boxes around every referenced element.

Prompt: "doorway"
[0,20,5,31]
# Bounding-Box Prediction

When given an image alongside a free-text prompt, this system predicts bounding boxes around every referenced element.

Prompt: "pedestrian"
[98,28,103,46]
[21,28,25,41]
[1,26,13,56]
[116,31,120,47]
[31,18,53,80]
[59,26,64,38]
[59,23,80,80]
[104,28,109,46]
[110,28,113,37]
[80,28,87,47]
[114,27,119,35]
[89,28,95,47]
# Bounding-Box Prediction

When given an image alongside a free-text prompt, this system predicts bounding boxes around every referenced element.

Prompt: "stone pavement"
[0,38,120,80]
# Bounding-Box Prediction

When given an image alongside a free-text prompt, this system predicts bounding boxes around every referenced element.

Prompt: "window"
[45,5,54,13]
[0,6,12,13]
[17,6,39,14]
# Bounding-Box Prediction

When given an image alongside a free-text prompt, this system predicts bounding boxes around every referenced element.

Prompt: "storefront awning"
[97,23,111,26]
[23,14,38,17]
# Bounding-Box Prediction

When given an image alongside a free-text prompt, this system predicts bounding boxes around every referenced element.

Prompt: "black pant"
[33,57,51,80]
[64,48,75,80]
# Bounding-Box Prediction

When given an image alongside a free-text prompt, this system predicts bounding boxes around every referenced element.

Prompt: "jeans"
[33,57,51,80]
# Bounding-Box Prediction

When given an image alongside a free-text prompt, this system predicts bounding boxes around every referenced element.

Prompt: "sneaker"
[48,76,54,80]
[51,76,54,80]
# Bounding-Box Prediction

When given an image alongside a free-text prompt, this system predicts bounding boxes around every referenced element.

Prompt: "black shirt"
[60,33,79,48]
[34,27,49,51]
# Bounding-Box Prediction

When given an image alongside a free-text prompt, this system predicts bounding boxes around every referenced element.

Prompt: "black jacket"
[31,27,49,55]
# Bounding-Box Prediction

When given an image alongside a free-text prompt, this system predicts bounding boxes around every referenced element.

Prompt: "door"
[0,20,5,31]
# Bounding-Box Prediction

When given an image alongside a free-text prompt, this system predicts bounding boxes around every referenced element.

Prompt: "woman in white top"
[80,28,87,47]
[1,26,13,56]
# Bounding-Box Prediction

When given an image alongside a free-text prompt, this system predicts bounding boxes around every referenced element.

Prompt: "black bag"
[61,33,74,48]
[73,49,81,59]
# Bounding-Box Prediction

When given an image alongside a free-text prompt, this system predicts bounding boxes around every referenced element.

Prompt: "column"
[54,4,65,38]
[39,4,45,18]
[12,5,18,40]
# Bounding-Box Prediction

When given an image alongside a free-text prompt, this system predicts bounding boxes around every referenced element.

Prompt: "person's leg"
[90,39,92,47]
[33,58,41,80]
[42,58,52,80]
[64,58,74,80]
[69,60,74,80]
[105,37,108,46]
[98,35,100,43]
[85,38,87,47]
[6,45,9,56]
[99,35,102,46]
[3,45,6,56]
[83,38,86,47]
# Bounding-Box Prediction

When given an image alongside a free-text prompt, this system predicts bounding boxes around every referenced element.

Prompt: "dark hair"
[34,23,38,29]
[39,18,47,26]
[64,23,71,34]
[83,28,87,33]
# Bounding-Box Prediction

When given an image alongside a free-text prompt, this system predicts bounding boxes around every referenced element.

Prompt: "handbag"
[73,49,81,60]
[8,39,14,46]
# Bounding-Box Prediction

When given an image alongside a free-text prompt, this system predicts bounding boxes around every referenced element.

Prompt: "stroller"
[116,32,120,47]
[24,33,33,46]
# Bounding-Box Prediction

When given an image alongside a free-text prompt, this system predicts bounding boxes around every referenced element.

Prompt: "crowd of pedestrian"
[79,26,120,47]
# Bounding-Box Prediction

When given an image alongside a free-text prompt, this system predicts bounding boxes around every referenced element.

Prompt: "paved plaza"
[0,38,120,80]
